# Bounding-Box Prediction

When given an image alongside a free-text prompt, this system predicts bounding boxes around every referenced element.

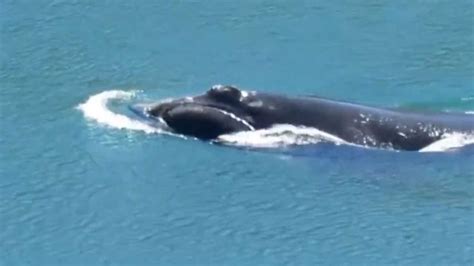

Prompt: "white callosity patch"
[239,89,257,100]
[240,90,249,98]
[211,84,224,90]
[355,113,372,125]
[211,84,253,101]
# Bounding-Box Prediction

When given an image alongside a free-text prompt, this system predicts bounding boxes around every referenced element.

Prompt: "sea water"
[1,1,473,265]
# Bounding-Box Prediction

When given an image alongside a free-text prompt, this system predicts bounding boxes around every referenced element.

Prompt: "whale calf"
[134,85,474,151]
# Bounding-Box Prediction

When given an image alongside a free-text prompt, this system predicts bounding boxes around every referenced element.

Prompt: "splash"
[420,133,474,152]
[77,90,162,134]
[216,124,347,148]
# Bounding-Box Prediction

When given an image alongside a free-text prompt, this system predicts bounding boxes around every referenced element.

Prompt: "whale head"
[145,85,277,139]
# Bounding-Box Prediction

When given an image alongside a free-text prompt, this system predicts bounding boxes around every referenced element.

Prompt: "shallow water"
[1,1,473,265]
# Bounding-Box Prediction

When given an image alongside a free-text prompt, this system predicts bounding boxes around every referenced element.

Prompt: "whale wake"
[77,90,162,134]
[216,125,348,148]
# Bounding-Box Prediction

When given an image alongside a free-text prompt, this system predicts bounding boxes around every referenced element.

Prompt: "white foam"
[420,133,474,152]
[462,96,473,114]
[217,124,347,148]
[77,90,162,134]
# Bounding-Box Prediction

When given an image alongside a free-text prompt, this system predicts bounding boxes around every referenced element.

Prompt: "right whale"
[135,85,474,151]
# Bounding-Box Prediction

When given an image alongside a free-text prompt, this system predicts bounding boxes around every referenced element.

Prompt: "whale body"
[135,85,474,151]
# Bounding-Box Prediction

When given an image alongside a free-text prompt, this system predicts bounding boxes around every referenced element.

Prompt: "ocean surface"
[1,1,474,265]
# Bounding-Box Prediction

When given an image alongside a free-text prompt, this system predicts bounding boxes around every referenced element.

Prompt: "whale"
[132,85,474,151]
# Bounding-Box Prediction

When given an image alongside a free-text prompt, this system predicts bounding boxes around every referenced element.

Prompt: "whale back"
[245,93,474,150]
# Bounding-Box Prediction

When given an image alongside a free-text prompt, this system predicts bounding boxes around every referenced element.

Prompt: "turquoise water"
[1,1,474,265]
